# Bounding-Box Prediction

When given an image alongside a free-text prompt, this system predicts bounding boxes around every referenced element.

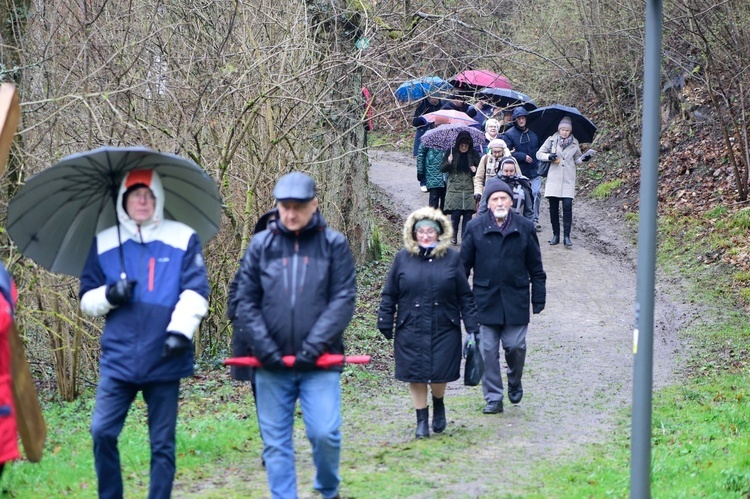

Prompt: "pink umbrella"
[224,353,372,368]
[450,70,512,91]
[422,110,478,125]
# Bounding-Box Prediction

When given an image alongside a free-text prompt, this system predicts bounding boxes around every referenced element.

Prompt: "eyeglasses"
[416,229,437,236]
[131,191,156,202]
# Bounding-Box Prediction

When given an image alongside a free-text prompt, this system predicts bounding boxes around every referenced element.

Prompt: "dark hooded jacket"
[378,207,479,383]
[503,124,541,179]
[233,210,356,372]
[460,209,546,326]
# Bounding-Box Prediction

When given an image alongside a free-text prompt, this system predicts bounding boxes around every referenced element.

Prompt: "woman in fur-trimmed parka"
[377,207,479,439]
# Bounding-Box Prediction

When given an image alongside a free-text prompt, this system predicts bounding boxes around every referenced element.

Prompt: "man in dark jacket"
[80,169,210,498]
[503,107,543,231]
[460,179,546,414]
[233,172,356,499]
[412,96,443,191]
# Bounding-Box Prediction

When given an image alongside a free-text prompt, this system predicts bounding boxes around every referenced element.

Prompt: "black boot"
[549,234,560,245]
[432,396,446,433]
[563,199,573,249]
[415,408,430,439]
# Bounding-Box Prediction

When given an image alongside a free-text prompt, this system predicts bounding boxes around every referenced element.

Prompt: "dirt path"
[367,149,687,495]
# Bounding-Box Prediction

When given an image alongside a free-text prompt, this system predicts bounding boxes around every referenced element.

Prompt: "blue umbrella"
[526,104,597,143]
[395,77,452,102]
[7,146,222,277]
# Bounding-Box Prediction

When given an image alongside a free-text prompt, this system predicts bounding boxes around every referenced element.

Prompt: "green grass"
[525,198,750,497]
[529,352,750,497]
[591,178,624,199]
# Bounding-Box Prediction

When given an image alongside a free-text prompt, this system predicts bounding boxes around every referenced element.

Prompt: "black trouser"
[548,197,573,237]
[428,187,446,211]
[450,210,474,240]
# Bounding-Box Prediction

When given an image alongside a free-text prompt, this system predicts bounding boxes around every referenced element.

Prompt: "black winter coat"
[234,211,357,371]
[460,210,546,326]
[378,208,479,383]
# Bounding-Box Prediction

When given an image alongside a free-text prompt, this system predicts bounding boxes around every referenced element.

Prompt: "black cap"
[273,172,316,202]
[484,177,514,199]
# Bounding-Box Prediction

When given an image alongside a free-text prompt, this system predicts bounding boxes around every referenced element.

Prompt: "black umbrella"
[526,104,597,143]
[479,88,537,111]
[7,146,222,277]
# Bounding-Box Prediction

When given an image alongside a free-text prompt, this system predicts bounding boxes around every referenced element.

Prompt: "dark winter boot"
[415,408,430,439]
[563,199,573,248]
[432,396,446,433]
[548,198,560,243]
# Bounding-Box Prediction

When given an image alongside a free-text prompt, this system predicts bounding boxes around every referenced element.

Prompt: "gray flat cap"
[273,172,316,202]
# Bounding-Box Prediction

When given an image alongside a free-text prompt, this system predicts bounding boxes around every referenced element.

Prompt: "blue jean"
[255,369,342,499]
[90,377,180,499]
[531,175,542,223]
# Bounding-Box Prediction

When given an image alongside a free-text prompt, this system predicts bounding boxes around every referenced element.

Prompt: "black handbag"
[536,160,551,177]
[463,332,485,386]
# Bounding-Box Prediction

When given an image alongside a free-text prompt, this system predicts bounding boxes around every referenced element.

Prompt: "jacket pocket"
[473,277,490,288]
[396,310,412,329]
[440,308,460,327]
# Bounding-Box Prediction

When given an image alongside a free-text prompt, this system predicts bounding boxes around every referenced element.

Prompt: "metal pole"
[631,0,662,497]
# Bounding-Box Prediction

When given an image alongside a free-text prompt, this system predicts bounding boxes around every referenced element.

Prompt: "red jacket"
[0,266,19,463]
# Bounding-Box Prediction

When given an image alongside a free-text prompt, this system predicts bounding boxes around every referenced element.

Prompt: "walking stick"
[224,353,371,369]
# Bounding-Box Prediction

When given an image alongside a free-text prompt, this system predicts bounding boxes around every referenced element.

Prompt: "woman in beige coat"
[473,138,511,202]
[536,117,585,248]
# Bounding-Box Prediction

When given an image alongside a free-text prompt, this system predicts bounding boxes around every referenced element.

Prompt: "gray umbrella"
[7,146,222,277]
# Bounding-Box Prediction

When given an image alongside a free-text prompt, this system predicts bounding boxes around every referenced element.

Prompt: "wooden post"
[0,83,47,462]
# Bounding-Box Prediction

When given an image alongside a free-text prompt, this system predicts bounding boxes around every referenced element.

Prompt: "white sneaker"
[420,185,428,192]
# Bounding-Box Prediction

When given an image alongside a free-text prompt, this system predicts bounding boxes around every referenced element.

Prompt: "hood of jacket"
[116,169,165,242]
[403,207,453,258]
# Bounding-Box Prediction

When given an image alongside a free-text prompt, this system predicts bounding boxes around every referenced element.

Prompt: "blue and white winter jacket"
[79,170,209,383]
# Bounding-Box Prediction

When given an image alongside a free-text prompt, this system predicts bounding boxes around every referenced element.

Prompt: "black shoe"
[549,235,560,245]
[432,396,446,433]
[563,236,572,248]
[450,237,457,245]
[535,223,542,233]
[482,401,503,414]
[508,383,523,404]
[415,408,430,438]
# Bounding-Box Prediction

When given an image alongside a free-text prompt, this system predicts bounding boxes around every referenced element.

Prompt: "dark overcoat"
[460,210,546,326]
[378,207,479,383]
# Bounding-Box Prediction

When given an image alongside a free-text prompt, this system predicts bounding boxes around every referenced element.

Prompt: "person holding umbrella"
[412,95,443,192]
[441,131,481,244]
[232,172,356,499]
[79,168,210,499]
[536,116,589,248]
[377,207,479,438]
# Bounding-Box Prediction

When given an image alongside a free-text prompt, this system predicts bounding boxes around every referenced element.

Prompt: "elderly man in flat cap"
[460,178,546,415]
[233,172,356,499]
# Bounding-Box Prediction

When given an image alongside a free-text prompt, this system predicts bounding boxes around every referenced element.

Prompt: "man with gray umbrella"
[79,168,210,498]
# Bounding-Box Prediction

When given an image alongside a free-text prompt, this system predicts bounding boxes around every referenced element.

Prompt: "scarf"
[559,134,574,150]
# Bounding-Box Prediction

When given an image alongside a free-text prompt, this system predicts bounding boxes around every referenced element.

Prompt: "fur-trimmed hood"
[403,207,453,258]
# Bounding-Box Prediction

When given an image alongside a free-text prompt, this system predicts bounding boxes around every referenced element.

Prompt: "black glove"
[379,328,394,340]
[474,193,482,202]
[294,349,319,371]
[581,155,591,162]
[533,302,545,314]
[547,153,558,162]
[262,353,288,371]
[105,279,136,306]
[162,332,192,358]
